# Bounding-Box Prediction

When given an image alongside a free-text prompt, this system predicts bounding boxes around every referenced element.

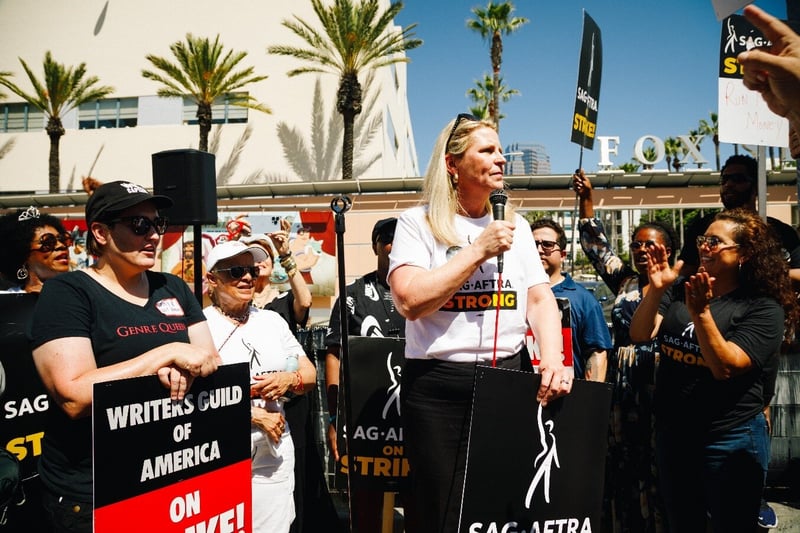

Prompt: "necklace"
[215,305,250,353]
[215,305,250,324]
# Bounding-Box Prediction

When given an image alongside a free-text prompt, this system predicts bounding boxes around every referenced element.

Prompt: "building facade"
[0,0,419,193]
[504,142,551,175]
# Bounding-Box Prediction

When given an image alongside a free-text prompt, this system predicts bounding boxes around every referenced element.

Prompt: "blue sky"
[394,0,787,175]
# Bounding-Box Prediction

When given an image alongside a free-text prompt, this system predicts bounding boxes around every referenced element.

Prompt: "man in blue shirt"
[531,218,611,381]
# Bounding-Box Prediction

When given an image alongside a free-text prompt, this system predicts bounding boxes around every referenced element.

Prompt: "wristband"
[280,257,297,271]
[278,251,293,261]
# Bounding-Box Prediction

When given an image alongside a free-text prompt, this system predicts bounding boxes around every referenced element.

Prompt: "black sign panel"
[0,294,47,479]
[570,11,603,150]
[0,293,49,531]
[459,366,611,532]
[335,336,407,492]
[93,363,251,507]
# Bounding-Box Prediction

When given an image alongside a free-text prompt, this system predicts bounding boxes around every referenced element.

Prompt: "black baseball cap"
[372,217,397,245]
[86,180,173,224]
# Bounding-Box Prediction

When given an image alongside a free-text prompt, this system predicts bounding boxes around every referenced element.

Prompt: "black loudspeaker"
[152,149,218,225]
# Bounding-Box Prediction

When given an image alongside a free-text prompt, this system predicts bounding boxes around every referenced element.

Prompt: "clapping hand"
[645,242,681,290]
[685,267,715,317]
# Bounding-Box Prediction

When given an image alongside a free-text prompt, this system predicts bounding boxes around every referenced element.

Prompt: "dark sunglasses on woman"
[214,265,259,280]
[107,216,169,236]
[34,233,73,253]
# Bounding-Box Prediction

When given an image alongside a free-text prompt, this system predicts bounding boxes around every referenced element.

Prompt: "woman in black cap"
[0,206,72,293]
[28,180,220,533]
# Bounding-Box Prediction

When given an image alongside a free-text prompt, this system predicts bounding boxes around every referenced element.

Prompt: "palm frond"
[217,125,253,185]
[0,137,17,160]
[209,124,222,154]
[276,122,315,180]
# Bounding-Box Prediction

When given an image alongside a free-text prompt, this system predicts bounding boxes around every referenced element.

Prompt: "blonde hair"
[422,116,508,246]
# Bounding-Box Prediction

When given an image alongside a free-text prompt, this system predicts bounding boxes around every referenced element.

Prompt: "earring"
[16,265,28,280]
[451,173,458,187]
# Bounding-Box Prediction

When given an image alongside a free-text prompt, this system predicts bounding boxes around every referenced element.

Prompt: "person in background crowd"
[0,207,71,293]
[170,239,205,285]
[204,240,316,533]
[630,208,798,533]
[29,181,220,533]
[241,218,312,332]
[240,219,314,533]
[530,218,611,382]
[324,217,405,533]
[573,168,676,532]
[678,154,800,283]
[388,114,570,532]
[69,233,90,271]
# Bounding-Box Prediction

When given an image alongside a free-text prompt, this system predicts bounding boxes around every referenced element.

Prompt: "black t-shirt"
[655,285,783,435]
[325,271,404,351]
[263,290,308,336]
[28,270,205,500]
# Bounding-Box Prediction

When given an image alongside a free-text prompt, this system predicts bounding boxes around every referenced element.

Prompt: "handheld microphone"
[489,188,508,273]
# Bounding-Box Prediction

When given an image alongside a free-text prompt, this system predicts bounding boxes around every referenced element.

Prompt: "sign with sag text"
[93,363,251,532]
[459,367,612,533]
[0,293,49,531]
[335,336,407,492]
[718,15,789,147]
[570,11,603,150]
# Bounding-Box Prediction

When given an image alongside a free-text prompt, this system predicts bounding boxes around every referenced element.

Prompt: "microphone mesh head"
[489,188,508,205]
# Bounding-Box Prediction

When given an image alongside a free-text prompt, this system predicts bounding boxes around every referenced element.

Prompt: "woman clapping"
[630,208,798,532]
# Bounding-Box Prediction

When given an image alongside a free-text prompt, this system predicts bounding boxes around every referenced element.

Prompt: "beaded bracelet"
[280,257,297,271]
[278,251,293,261]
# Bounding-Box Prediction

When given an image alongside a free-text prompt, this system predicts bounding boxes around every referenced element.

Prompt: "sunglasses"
[215,265,259,280]
[630,240,656,251]
[719,173,753,185]
[535,239,560,253]
[696,235,740,252]
[34,232,73,253]
[107,216,169,236]
[446,113,478,150]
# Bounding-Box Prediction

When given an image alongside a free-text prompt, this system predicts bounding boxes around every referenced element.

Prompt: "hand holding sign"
[738,4,800,127]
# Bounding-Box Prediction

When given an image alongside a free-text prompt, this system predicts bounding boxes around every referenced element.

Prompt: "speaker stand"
[192,224,203,305]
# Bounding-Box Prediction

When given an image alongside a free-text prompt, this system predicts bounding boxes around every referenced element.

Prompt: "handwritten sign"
[718,14,789,147]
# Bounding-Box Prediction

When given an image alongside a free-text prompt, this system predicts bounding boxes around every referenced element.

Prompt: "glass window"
[182,93,249,125]
[1,102,45,132]
[78,97,138,129]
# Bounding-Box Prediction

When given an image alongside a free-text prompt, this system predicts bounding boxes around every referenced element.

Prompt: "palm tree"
[269,0,421,180]
[143,34,271,153]
[641,145,657,170]
[0,53,113,193]
[466,73,519,120]
[269,73,383,183]
[664,136,682,172]
[618,161,640,173]
[688,128,705,168]
[467,1,528,130]
[698,112,720,170]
